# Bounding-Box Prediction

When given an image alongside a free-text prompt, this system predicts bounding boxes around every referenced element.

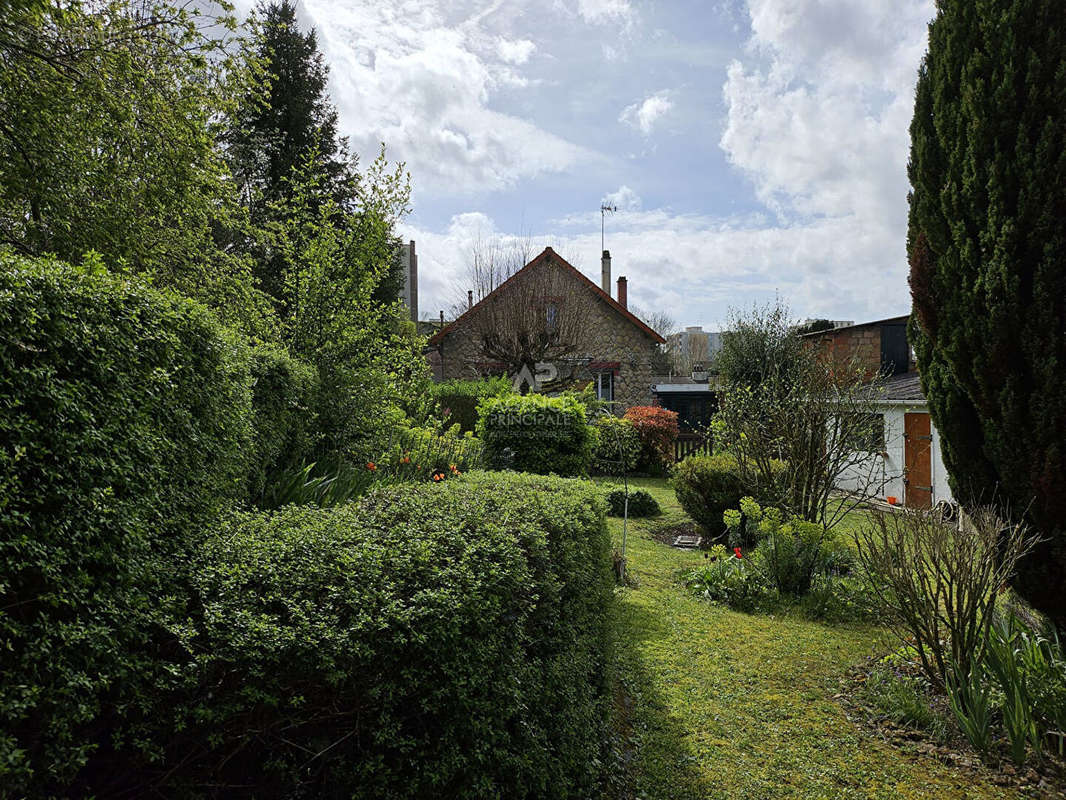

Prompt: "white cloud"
[258,0,594,194]
[602,185,641,211]
[496,37,536,64]
[620,90,674,135]
[576,0,634,25]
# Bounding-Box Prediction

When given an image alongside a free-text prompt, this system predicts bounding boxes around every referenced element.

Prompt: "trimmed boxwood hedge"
[477,393,594,476]
[0,253,252,792]
[135,472,613,798]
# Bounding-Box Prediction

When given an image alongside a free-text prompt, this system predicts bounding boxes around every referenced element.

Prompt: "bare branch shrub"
[855,506,1041,689]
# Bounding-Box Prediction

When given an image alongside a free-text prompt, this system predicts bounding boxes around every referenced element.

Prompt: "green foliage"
[133,473,613,797]
[605,488,661,518]
[0,0,274,336]
[477,393,594,476]
[684,545,777,613]
[432,376,512,433]
[946,665,995,756]
[725,498,831,596]
[0,254,252,792]
[592,415,641,475]
[672,455,785,539]
[673,454,745,538]
[247,343,319,501]
[906,0,1066,628]
[984,614,1043,764]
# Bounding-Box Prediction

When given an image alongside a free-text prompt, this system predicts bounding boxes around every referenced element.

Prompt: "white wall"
[835,403,953,506]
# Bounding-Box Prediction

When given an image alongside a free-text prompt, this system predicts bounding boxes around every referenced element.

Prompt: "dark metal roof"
[799,314,909,337]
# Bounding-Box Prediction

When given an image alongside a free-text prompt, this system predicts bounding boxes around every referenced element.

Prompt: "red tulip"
[733,547,743,559]
[366,462,376,471]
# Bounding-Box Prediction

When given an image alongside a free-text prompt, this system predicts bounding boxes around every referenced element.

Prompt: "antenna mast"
[600,203,617,253]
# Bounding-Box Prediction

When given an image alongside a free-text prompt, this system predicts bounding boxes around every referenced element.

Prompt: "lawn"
[602,477,1019,800]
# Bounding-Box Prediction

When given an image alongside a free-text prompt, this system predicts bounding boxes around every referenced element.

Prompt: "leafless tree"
[632,307,677,374]
[714,300,901,530]
[855,506,1040,689]
[461,247,596,388]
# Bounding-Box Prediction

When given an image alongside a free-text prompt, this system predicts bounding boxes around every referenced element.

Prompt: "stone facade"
[427,248,665,410]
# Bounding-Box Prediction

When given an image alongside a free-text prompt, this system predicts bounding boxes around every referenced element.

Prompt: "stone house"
[426,247,666,409]
[802,316,953,510]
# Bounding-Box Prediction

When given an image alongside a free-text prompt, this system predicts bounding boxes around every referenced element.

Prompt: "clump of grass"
[859,663,951,744]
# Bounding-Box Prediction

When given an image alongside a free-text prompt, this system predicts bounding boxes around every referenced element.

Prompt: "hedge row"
[432,375,512,433]
[477,393,594,476]
[672,453,786,539]
[92,472,614,797]
[0,254,252,791]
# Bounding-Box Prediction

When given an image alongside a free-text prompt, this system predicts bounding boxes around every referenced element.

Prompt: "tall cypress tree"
[229,0,352,212]
[907,0,1066,627]
[227,0,407,308]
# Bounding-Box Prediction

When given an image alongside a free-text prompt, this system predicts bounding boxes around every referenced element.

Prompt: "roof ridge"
[427,247,666,346]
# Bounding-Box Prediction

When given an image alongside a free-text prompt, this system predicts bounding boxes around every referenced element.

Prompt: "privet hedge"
[0,254,252,792]
[477,393,594,476]
[432,375,512,433]
[133,472,613,798]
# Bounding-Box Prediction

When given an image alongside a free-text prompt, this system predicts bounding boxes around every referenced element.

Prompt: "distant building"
[666,326,723,373]
[399,240,418,322]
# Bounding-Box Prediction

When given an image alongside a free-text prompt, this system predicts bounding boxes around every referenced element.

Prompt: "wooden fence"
[674,432,712,462]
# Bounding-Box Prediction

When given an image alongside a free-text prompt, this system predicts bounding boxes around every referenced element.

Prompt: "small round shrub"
[605,488,661,517]
[592,415,641,475]
[672,454,744,538]
[672,454,786,539]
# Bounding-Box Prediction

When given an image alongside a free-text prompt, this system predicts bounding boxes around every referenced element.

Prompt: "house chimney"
[601,250,611,294]
[617,276,628,309]
[467,290,473,311]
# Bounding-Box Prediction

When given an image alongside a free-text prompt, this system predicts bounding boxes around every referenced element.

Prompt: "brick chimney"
[467,290,473,311]
[617,276,628,309]
[601,250,611,294]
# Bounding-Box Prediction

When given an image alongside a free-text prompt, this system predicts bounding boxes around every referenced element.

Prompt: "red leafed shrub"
[623,406,679,474]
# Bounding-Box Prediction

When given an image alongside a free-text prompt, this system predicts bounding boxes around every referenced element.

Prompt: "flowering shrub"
[623,406,679,475]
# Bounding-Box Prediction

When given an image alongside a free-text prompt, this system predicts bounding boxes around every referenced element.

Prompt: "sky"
[244,0,937,330]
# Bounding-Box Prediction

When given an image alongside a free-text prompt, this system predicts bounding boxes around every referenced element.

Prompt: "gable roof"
[427,247,666,346]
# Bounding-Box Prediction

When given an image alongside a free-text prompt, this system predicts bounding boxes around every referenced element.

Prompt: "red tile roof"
[426,247,666,346]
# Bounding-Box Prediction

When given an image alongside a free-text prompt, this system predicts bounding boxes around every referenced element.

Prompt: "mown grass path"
[603,478,1017,800]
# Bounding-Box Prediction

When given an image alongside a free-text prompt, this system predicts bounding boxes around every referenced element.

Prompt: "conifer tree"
[907,0,1066,627]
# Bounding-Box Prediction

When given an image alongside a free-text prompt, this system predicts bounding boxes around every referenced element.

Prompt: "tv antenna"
[600,203,617,253]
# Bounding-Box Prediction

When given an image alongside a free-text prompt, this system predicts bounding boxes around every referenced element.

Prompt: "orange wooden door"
[904,413,933,509]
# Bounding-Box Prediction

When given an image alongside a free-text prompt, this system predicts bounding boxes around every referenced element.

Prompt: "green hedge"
[247,343,319,502]
[432,376,512,433]
[591,415,641,475]
[477,393,593,476]
[672,454,786,538]
[139,472,613,797]
[0,254,252,792]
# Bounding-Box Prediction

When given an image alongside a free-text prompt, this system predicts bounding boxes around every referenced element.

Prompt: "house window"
[594,371,614,402]
[845,412,886,452]
[546,302,558,330]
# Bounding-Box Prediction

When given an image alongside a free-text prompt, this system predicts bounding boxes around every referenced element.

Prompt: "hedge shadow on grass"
[607,596,712,800]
